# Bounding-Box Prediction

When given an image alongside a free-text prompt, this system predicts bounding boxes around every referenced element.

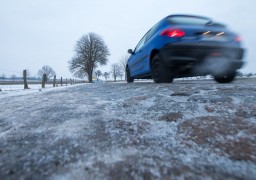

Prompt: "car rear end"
[158,15,244,77]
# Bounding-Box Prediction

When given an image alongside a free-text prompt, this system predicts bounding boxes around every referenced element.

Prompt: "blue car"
[126,14,244,83]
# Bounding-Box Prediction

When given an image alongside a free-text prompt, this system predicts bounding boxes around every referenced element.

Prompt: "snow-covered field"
[0,84,62,91]
[0,78,255,179]
[0,84,76,98]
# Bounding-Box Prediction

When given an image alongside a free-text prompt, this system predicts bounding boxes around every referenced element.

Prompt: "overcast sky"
[0,0,255,78]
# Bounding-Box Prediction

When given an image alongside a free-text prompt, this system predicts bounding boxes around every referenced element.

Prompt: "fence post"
[23,70,29,89]
[53,75,56,87]
[61,77,63,86]
[42,74,47,88]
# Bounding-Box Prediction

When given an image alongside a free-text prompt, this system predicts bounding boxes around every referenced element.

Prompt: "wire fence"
[0,78,84,85]
[0,70,85,90]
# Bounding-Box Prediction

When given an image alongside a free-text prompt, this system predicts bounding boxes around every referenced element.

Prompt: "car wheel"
[126,66,134,83]
[152,54,173,83]
[214,72,236,83]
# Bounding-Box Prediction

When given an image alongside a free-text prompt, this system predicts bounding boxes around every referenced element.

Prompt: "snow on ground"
[0,78,256,179]
[0,84,53,91]
[0,84,82,98]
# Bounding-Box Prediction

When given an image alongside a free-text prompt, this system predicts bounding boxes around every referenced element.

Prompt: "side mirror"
[128,49,134,54]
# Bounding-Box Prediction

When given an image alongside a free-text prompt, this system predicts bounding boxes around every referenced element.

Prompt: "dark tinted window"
[167,16,211,25]
[145,21,161,41]
[134,33,147,53]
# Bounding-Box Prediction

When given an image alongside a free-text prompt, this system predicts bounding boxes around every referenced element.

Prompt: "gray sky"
[0,0,255,78]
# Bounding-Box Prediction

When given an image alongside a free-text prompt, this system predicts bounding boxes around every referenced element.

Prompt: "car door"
[128,22,162,77]
[128,31,150,77]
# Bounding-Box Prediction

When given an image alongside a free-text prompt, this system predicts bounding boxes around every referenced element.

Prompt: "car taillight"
[160,28,186,38]
[235,36,242,42]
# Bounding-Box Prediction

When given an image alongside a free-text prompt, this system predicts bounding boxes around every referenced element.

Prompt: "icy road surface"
[0,79,256,179]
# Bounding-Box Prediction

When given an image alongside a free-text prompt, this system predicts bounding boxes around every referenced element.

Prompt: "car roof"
[165,14,212,21]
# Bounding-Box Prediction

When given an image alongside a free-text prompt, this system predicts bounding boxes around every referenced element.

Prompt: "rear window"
[167,16,211,25]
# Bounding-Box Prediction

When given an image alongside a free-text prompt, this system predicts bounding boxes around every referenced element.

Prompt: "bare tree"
[111,63,122,82]
[103,72,110,81]
[72,69,88,79]
[11,74,17,82]
[1,74,6,82]
[38,65,56,80]
[95,70,102,81]
[237,71,243,78]
[119,74,123,80]
[119,54,129,80]
[247,73,253,77]
[69,33,110,83]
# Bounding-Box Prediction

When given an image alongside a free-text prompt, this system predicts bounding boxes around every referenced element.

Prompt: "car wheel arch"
[150,49,160,66]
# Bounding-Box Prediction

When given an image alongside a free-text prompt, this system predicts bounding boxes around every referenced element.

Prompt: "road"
[0,78,256,179]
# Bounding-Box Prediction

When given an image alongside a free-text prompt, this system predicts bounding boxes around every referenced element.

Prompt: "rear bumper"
[159,44,244,70]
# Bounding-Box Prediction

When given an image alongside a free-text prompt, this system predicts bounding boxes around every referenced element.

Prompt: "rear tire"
[126,66,134,83]
[152,54,173,83]
[214,72,236,83]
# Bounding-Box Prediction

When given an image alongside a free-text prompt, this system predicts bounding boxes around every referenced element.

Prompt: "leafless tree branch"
[38,65,56,80]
